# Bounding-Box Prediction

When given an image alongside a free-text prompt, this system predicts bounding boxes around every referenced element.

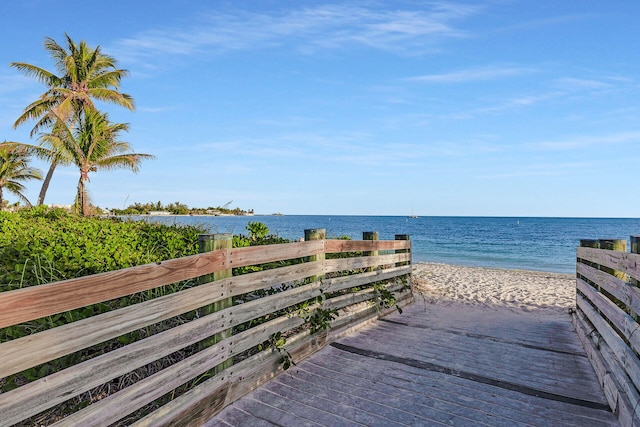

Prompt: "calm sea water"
[128,215,640,274]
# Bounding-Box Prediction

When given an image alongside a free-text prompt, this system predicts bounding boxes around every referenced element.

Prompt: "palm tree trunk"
[0,187,4,210]
[76,176,84,216]
[37,160,58,206]
[77,172,90,216]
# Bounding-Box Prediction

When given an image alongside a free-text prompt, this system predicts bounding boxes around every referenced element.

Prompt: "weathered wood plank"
[324,253,409,273]
[231,315,307,359]
[228,261,323,296]
[325,282,406,312]
[578,263,640,318]
[357,321,601,396]
[322,265,411,294]
[574,299,640,427]
[573,310,619,414]
[0,281,324,424]
[51,342,230,427]
[295,357,609,426]
[270,366,510,426]
[0,241,326,329]
[223,329,327,410]
[325,289,375,310]
[576,294,640,411]
[0,279,229,378]
[0,250,228,328]
[134,378,230,427]
[138,327,328,426]
[228,240,324,268]
[142,281,410,427]
[53,315,307,427]
[212,303,617,427]
[0,310,228,426]
[577,247,640,283]
[329,336,602,420]
[0,261,328,379]
[0,310,228,423]
[577,278,640,358]
[0,261,330,379]
[324,239,410,253]
[132,316,311,427]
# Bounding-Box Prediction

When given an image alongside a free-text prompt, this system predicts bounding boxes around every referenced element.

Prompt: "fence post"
[305,229,326,282]
[395,234,410,267]
[198,233,233,372]
[579,239,599,270]
[632,236,640,286]
[363,231,379,272]
[599,239,628,282]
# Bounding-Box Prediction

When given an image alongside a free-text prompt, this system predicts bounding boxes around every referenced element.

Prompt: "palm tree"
[0,142,42,209]
[10,33,134,205]
[41,110,154,216]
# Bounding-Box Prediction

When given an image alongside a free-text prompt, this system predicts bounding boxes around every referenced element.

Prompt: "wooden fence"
[0,229,412,426]
[574,236,640,427]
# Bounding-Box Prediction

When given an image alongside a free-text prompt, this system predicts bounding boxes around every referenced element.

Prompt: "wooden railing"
[574,236,640,427]
[0,230,412,426]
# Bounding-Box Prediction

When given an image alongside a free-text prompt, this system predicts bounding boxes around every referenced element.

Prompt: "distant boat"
[409,209,418,219]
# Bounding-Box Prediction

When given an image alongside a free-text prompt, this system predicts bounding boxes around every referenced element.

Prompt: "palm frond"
[43,36,69,73]
[9,62,59,86]
[88,88,135,110]
[95,153,156,172]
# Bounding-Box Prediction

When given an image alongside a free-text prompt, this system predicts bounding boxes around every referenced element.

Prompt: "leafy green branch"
[373,282,403,314]
[259,332,296,371]
[294,291,338,334]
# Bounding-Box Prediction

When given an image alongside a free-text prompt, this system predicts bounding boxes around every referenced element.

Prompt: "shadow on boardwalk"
[206,301,619,426]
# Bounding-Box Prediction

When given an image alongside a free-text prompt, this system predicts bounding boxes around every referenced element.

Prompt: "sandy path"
[411,262,576,314]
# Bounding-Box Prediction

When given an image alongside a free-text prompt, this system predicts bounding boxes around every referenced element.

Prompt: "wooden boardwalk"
[206,301,619,426]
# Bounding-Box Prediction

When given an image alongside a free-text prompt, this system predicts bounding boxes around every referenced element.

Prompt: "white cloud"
[110,3,482,64]
[406,65,536,83]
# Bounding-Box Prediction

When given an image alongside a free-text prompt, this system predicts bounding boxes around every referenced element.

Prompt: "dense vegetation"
[111,201,254,216]
[0,206,207,289]
[0,209,278,290]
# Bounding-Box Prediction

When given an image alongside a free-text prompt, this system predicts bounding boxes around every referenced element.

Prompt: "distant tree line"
[112,201,254,216]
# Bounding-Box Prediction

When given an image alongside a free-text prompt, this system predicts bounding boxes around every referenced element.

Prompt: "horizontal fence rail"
[0,229,412,426]
[574,236,640,427]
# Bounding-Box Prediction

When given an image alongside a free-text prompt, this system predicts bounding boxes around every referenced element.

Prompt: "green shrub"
[0,207,206,289]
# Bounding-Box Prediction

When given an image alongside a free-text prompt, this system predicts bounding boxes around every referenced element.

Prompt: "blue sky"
[1,1,639,217]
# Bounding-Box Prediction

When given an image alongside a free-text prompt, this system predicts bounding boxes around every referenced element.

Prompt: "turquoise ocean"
[129,215,640,275]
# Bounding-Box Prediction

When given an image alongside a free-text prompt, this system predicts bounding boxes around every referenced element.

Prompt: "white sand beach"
[411,262,576,315]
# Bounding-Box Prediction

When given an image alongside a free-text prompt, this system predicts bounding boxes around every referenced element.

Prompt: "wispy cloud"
[530,131,640,150]
[110,3,482,64]
[554,77,613,90]
[406,65,536,83]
